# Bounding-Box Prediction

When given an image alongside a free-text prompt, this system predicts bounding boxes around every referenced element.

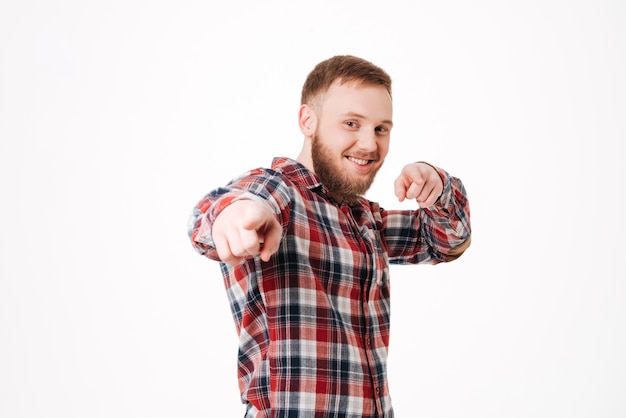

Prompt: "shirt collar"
[271,157,369,208]
[271,157,323,191]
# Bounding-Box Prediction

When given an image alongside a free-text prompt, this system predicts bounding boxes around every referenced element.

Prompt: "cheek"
[325,129,353,151]
[378,139,391,158]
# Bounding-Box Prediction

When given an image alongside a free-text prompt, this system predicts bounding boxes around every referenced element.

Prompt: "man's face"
[311,80,393,203]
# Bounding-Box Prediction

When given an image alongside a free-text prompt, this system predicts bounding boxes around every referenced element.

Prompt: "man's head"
[297,55,393,203]
[300,55,392,111]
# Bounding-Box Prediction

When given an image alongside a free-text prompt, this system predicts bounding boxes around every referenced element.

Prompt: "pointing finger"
[238,227,262,257]
[393,176,408,201]
[214,231,246,266]
[405,181,424,200]
[259,219,282,262]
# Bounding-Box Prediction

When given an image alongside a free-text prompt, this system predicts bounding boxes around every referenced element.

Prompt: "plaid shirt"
[188,157,471,417]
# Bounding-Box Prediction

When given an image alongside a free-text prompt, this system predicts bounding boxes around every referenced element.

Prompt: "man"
[188,55,471,417]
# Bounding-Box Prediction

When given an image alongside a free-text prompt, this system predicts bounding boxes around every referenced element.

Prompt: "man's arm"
[188,168,289,264]
[384,162,471,264]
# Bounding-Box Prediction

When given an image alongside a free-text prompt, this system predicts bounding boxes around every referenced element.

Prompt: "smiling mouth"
[346,156,372,166]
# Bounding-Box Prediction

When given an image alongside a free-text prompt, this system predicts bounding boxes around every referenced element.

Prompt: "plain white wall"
[1,1,624,417]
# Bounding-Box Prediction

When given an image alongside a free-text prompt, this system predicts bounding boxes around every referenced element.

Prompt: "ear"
[298,104,317,137]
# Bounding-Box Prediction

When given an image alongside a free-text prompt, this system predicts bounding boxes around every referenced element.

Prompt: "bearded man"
[188,55,472,417]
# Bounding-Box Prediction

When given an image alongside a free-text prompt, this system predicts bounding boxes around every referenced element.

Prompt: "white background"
[1,1,625,417]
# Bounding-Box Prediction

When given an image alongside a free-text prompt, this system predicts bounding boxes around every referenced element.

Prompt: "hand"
[212,199,282,266]
[394,162,443,208]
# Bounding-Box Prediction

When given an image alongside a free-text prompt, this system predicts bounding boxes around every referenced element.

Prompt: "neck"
[296,138,315,173]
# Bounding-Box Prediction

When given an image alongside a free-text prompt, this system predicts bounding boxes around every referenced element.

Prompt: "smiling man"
[188,55,472,417]
[300,76,392,204]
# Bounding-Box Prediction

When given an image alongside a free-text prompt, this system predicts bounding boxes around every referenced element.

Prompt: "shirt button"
[375,387,380,395]
[366,337,371,346]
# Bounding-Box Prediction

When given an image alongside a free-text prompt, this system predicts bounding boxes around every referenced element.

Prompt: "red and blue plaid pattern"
[189,157,471,417]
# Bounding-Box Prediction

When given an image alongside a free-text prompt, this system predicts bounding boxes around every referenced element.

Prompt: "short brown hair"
[300,55,392,106]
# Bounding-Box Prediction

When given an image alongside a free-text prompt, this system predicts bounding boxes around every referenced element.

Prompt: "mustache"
[344,151,380,161]
[312,133,381,161]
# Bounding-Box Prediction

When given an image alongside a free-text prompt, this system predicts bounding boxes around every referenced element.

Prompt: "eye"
[345,121,358,128]
[375,126,389,134]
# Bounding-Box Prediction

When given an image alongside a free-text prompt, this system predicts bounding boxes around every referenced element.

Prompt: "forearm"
[384,166,471,264]
[188,170,290,260]
[419,167,471,261]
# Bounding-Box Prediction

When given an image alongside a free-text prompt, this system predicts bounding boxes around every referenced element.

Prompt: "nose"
[356,130,378,154]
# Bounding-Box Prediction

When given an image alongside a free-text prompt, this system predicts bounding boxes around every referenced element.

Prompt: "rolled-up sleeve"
[382,166,471,264]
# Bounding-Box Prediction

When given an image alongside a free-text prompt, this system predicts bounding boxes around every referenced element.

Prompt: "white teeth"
[347,157,369,165]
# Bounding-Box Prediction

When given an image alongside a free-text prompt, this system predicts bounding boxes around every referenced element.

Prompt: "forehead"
[320,80,393,121]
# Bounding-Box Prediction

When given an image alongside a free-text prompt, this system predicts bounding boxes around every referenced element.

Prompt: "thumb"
[241,205,270,232]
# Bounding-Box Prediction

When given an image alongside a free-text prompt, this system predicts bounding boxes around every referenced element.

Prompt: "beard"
[311,133,382,204]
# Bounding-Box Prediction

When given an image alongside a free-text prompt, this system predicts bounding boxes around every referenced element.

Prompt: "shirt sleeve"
[381,165,471,265]
[187,168,291,261]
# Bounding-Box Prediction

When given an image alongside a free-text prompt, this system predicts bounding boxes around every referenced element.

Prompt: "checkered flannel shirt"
[189,157,471,417]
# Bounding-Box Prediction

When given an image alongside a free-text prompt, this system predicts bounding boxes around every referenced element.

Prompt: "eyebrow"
[342,112,394,127]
